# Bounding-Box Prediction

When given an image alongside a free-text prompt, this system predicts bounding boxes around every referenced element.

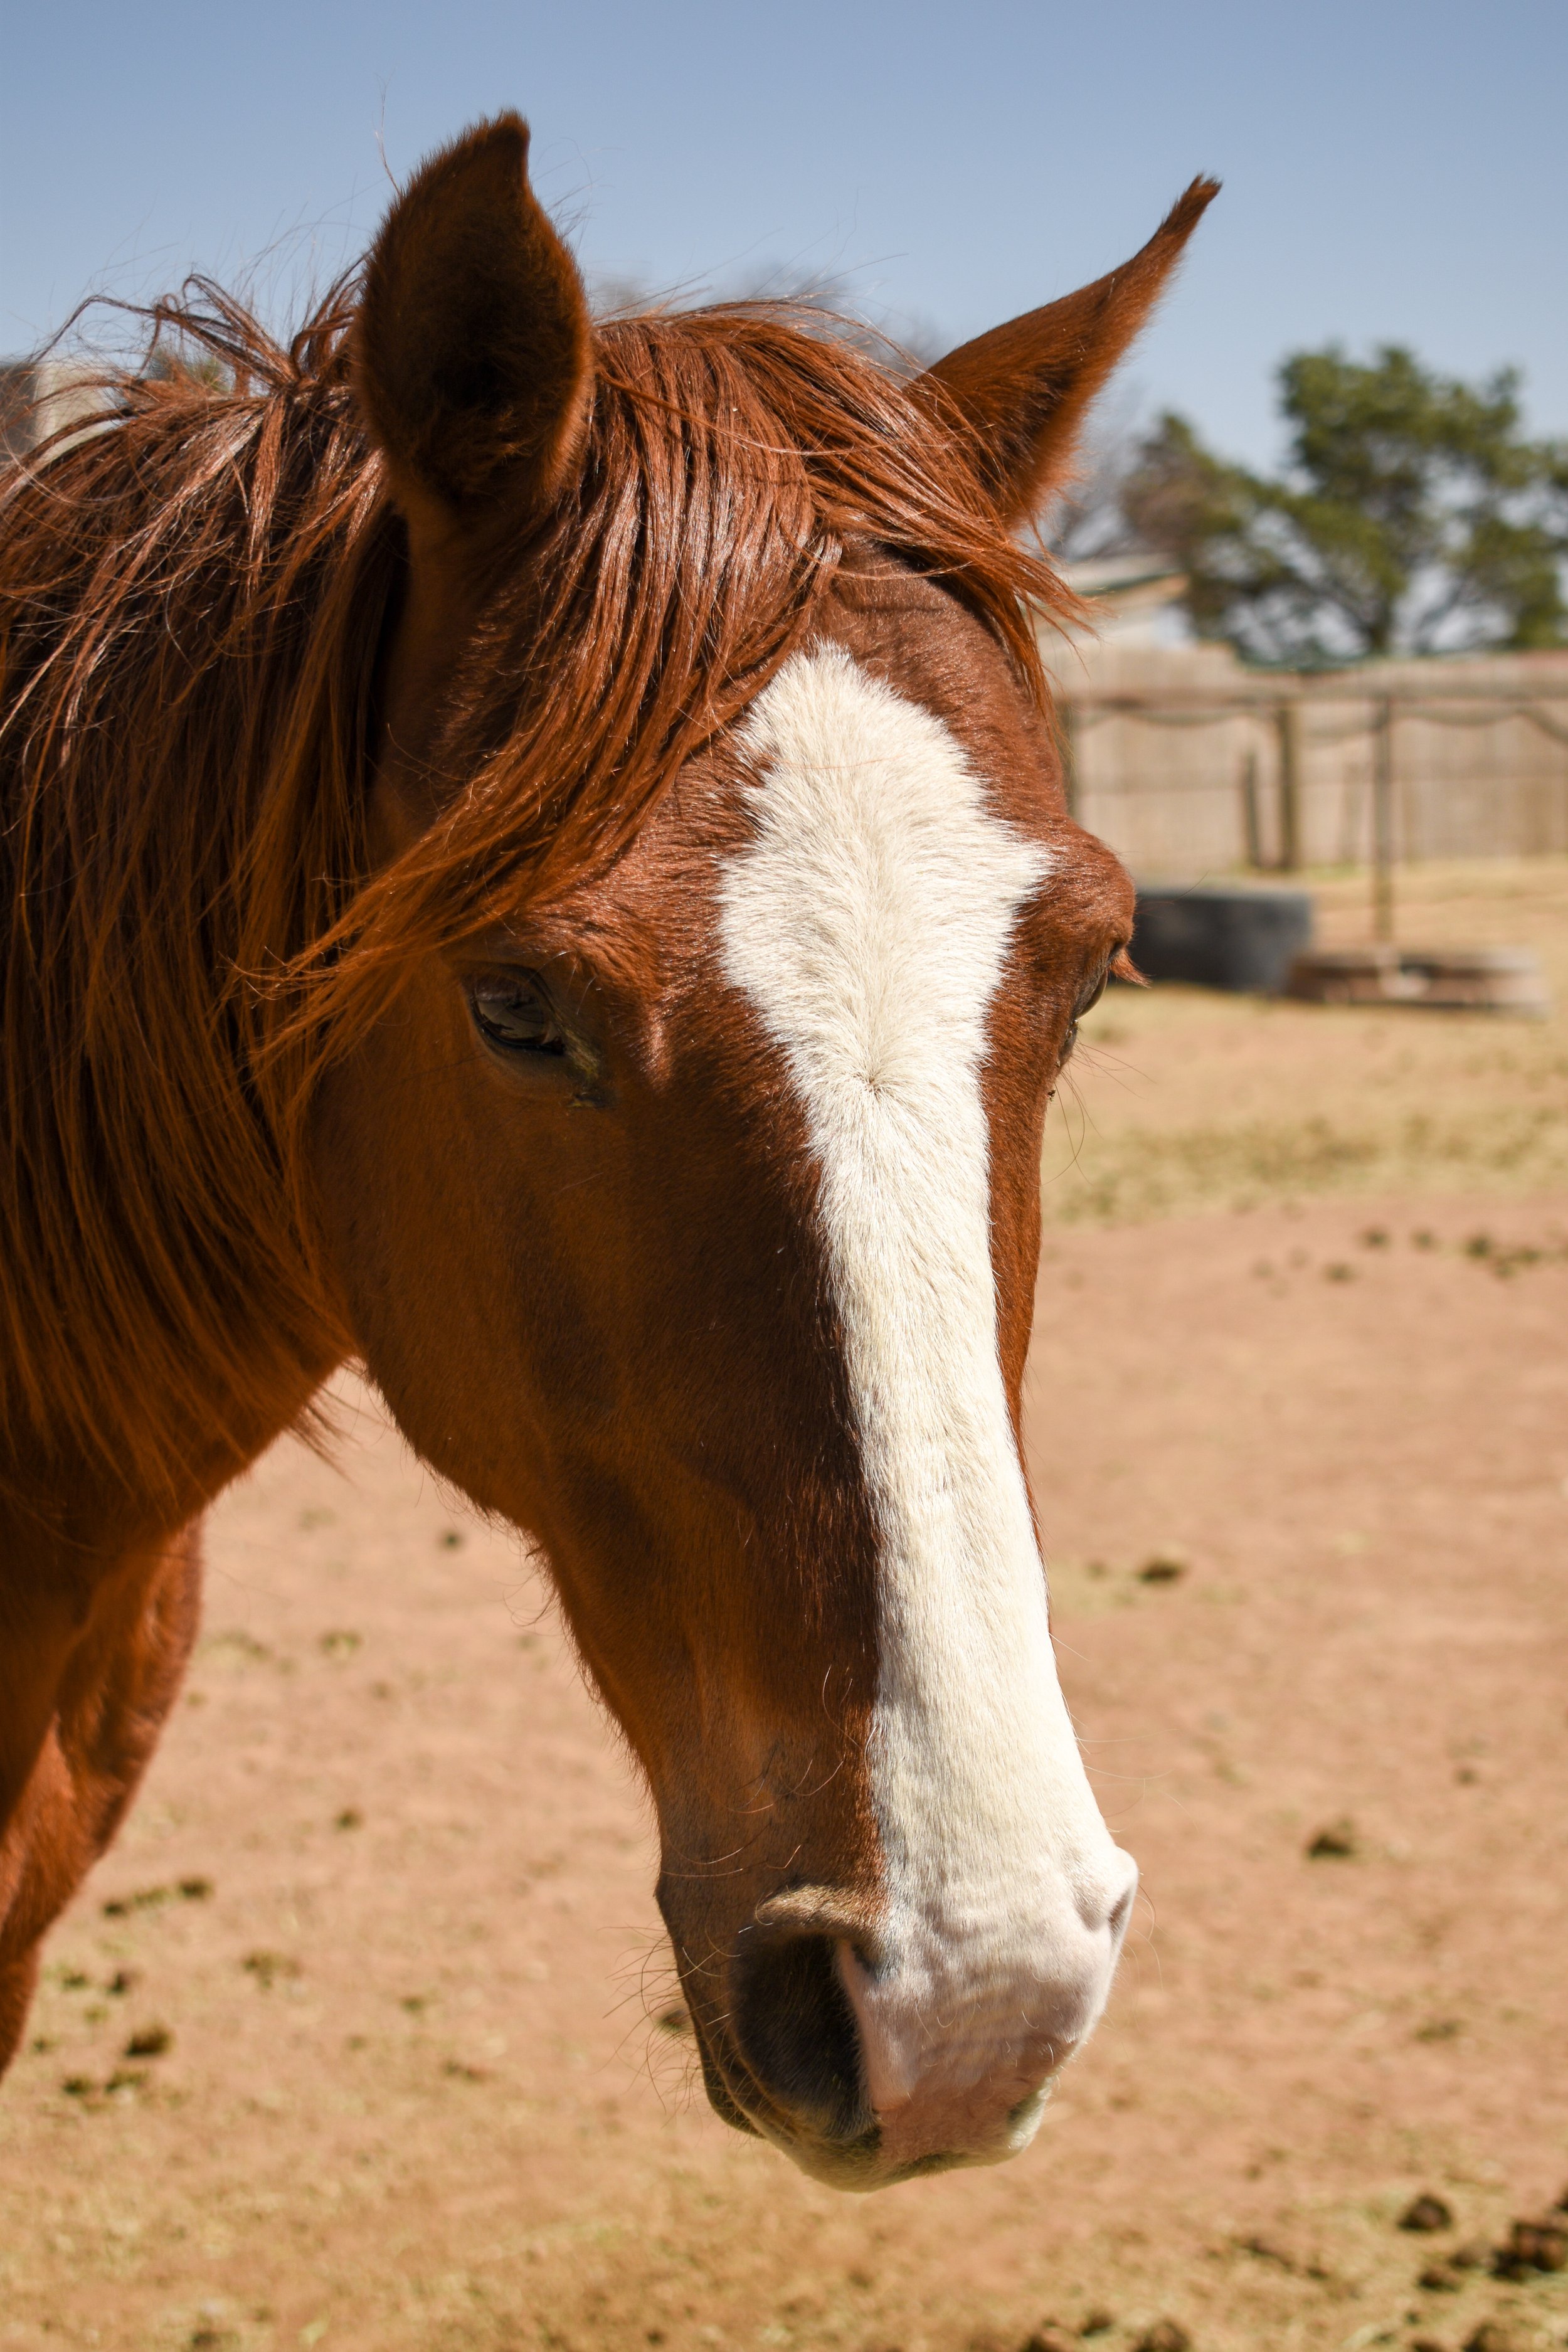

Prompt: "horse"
[0,115,1214,2188]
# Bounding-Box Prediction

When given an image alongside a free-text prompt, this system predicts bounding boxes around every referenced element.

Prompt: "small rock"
[123,2024,171,2059]
[242,1951,300,1989]
[1307,1818,1360,1860]
[1137,1556,1186,1584]
[1450,2240,1490,2269]
[107,1969,139,1997]
[1021,2330,1076,2352]
[1418,2263,1460,2291]
[1399,2192,1454,2232]
[1080,2318,1115,2341]
[1503,2216,1567,2270]
[1240,2235,1294,2269]
[1463,2324,1523,2352]
[1133,2326,1191,2352]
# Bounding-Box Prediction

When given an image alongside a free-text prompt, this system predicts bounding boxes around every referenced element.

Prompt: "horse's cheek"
[309,991,514,1474]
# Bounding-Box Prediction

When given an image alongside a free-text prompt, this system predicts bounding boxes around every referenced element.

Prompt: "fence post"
[1057,699,1079,821]
[1240,749,1263,869]
[1371,696,1396,942]
[1274,701,1301,869]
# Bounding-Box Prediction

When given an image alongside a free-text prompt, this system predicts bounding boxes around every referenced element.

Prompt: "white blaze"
[718,643,1133,2167]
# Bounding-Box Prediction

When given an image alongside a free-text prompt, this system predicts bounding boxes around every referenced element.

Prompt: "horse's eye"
[469,974,567,1056]
[1073,963,1111,1022]
[1059,958,1115,1068]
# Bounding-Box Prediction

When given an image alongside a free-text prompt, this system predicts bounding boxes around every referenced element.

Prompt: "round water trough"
[1130,883,1314,995]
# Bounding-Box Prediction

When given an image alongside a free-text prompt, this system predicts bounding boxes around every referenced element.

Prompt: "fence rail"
[1049,661,1568,918]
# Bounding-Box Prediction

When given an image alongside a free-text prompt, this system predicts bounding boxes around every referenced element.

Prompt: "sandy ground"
[3,864,1567,2352]
[1044,861,1568,1229]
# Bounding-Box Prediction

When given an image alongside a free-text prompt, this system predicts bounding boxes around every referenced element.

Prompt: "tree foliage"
[1121,346,1568,664]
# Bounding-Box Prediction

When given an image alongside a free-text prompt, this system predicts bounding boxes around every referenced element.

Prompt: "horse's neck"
[1,1353,330,1561]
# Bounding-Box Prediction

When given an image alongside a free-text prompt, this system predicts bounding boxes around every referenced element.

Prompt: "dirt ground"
[3,862,1567,2352]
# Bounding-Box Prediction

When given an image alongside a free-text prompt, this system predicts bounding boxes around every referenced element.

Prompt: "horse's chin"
[750,2104,1049,2194]
[693,2027,761,2139]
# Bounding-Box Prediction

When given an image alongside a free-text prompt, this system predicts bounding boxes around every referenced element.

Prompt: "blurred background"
[1,10,1565,2352]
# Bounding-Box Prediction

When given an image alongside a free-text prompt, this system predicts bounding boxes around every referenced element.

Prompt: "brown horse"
[0,117,1214,2187]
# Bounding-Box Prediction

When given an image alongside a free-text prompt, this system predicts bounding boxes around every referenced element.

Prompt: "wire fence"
[1052,664,1568,930]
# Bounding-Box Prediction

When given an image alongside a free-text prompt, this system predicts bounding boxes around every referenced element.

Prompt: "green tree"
[144,342,232,393]
[1122,346,1568,664]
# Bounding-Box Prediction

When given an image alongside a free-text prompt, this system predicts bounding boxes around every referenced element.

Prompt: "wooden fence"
[1039,636,1568,901]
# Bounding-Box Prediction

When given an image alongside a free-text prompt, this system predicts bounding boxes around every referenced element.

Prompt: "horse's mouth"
[691,2021,761,2138]
[686,2003,1060,2191]
[686,2008,1010,2191]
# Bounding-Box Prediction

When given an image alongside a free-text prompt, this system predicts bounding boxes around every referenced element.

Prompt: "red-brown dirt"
[3,864,1566,2352]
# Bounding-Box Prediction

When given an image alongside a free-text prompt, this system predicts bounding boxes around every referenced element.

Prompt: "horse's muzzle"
[684,1858,1138,2190]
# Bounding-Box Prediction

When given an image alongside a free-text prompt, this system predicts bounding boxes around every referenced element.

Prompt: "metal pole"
[1274,702,1301,871]
[1371,696,1396,943]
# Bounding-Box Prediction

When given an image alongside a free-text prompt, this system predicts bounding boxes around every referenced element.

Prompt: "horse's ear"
[356,113,593,554]
[918,177,1219,525]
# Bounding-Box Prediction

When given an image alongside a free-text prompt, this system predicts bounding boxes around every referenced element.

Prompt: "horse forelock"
[317,307,1076,987]
[0,273,1071,1526]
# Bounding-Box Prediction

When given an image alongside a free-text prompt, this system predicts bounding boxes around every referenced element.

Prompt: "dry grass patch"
[1049,857,1568,1227]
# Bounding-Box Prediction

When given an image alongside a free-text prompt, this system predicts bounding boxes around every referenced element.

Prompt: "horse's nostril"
[733,1934,872,2146]
[1105,1855,1139,1947]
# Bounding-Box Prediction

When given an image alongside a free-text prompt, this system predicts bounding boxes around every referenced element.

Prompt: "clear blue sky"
[4,1,1565,465]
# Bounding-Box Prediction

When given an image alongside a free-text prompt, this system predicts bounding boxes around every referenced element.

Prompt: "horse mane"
[0,273,1073,1522]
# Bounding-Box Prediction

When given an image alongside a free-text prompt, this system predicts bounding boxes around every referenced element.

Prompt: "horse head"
[315,117,1214,2188]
